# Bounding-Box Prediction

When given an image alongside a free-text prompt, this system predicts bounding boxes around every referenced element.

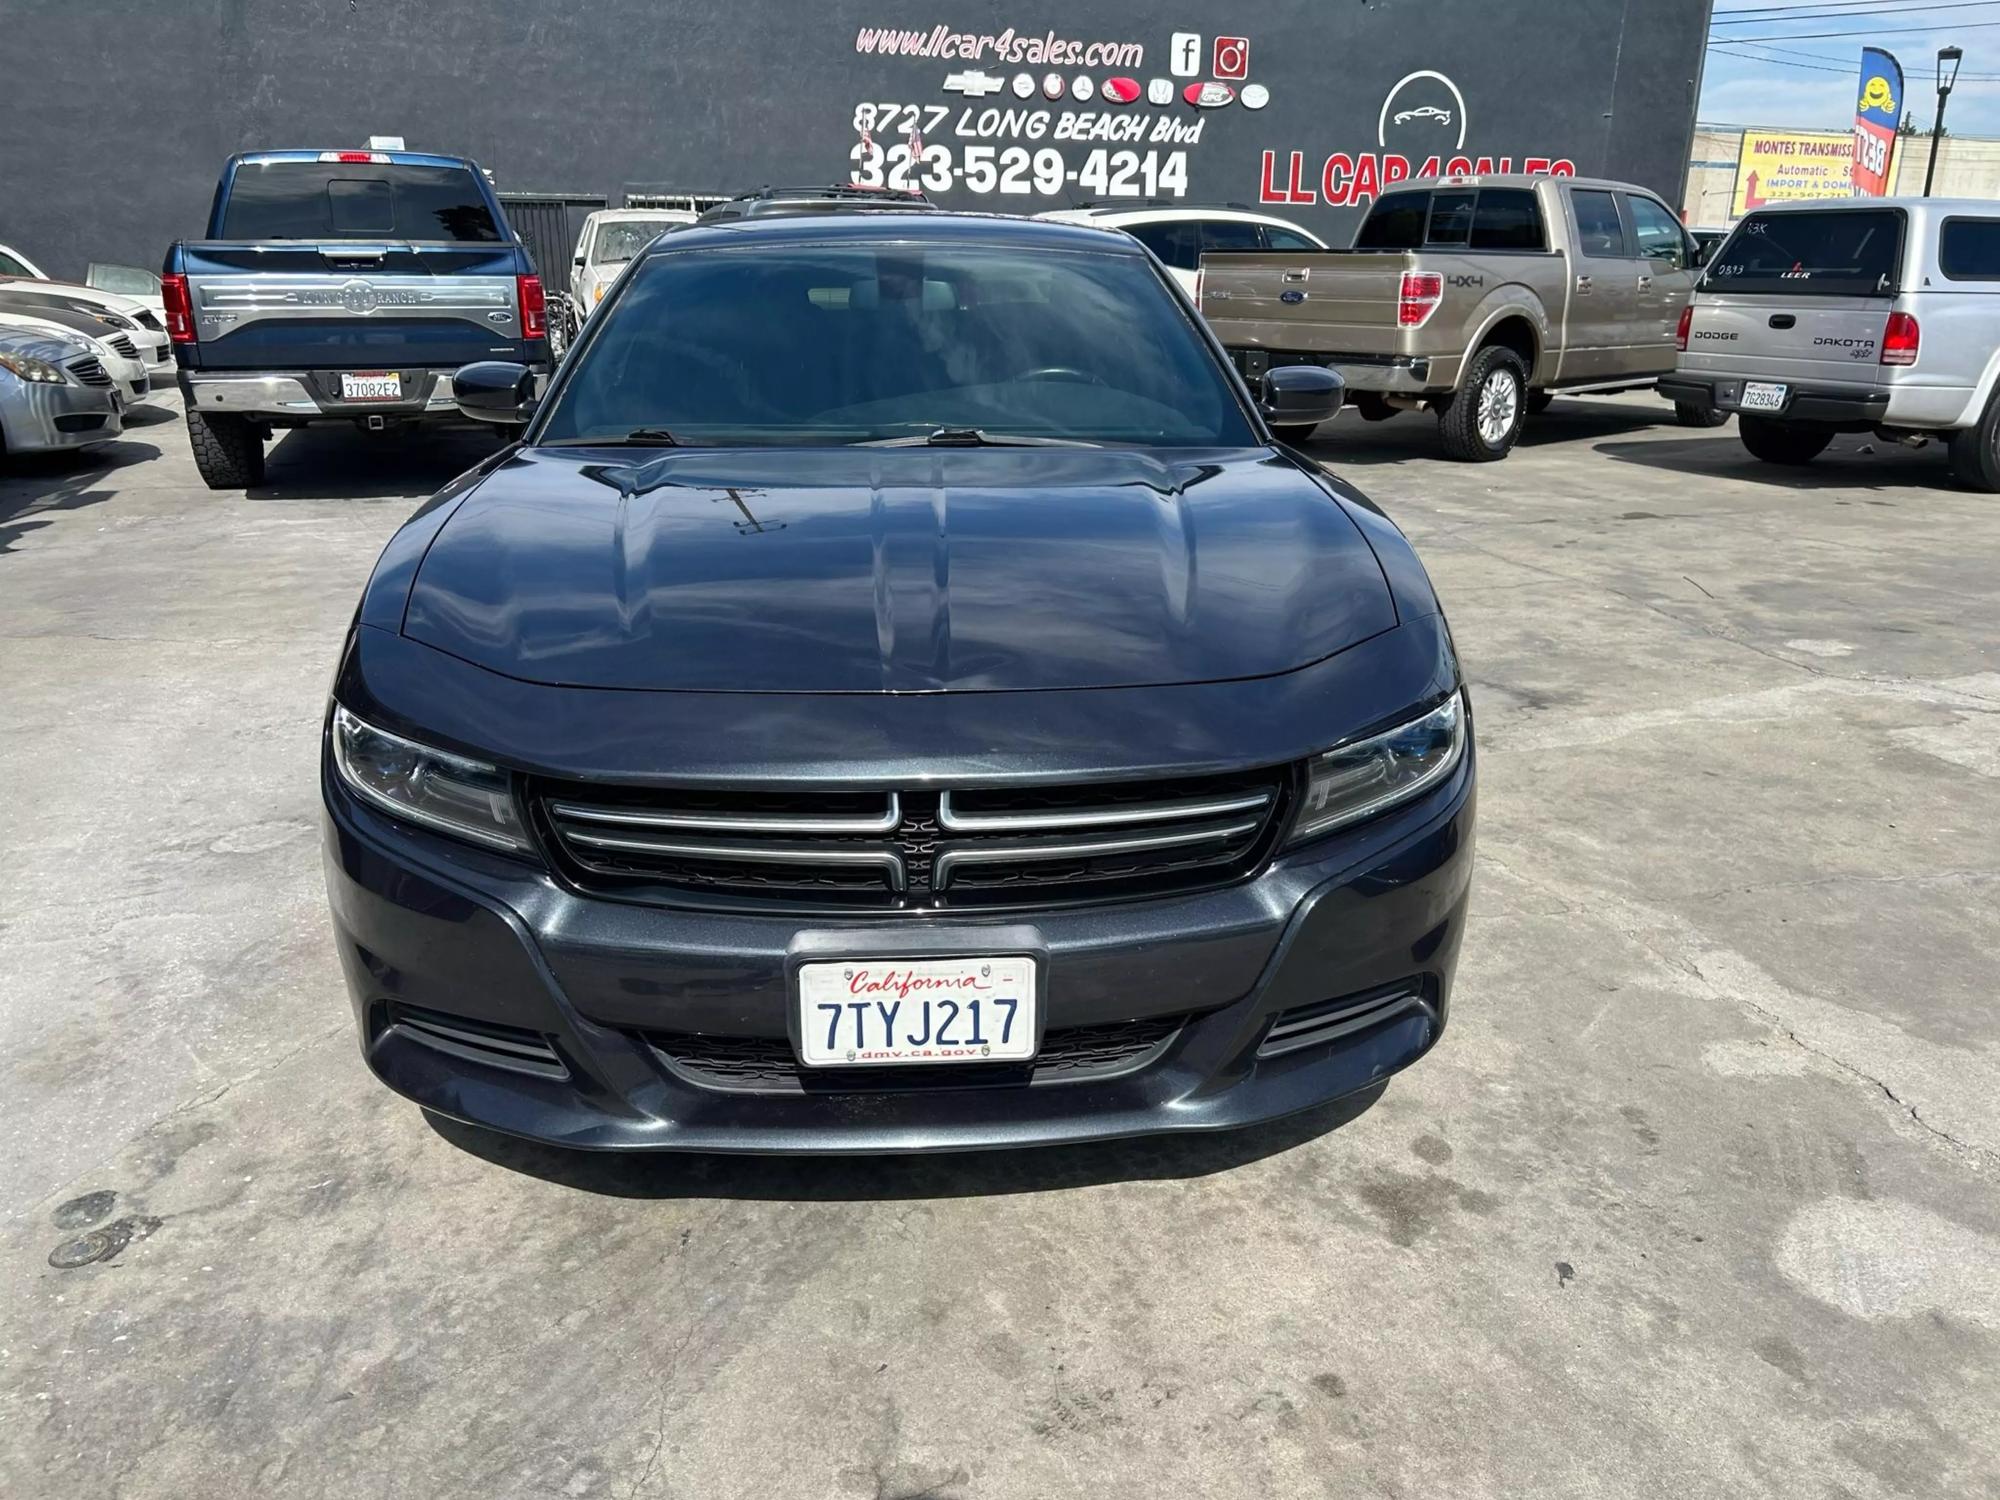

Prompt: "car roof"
[228,149,477,170]
[1735,195,1998,214]
[639,211,1149,256]
[1376,173,1654,195]
[1042,204,1308,226]
[587,209,698,221]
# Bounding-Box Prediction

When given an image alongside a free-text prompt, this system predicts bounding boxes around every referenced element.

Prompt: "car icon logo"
[1011,72,1036,99]
[1147,77,1175,106]
[1183,81,1235,108]
[1072,74,1095,102]
[1042,72,1066,100]
[1103,77,1141,105]
[1393,105,1453,126]
[1240,82,1270,110]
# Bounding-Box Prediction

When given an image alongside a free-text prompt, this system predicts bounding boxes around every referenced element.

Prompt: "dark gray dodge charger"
[320,209,1474,1152]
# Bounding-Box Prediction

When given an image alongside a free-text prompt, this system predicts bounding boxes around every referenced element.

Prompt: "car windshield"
[538,241,1256,447]
[86,264,161,297]
[216,162,502,242]
[1704,209,1903,296]
[593,220,673,263]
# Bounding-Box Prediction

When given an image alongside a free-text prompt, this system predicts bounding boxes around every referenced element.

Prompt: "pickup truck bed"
[1197,174,1710,460]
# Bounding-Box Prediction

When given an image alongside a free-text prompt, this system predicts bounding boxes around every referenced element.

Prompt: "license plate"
[797,956,1038,1067]
[1740,381,1788,413]
[340,372,402,401]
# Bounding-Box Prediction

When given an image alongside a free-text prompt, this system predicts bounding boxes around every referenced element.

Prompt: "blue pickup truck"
[163,150,550,487]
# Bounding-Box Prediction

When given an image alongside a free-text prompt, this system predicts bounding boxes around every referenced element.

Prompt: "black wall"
[0,0,1712,279]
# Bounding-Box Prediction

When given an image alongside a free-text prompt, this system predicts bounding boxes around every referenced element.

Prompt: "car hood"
[402,445,1397,693]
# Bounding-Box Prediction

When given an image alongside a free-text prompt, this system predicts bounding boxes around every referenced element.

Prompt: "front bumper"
[1661,374,1890,427]
[178,367,483,422]
[0,377,123,452]
[323,746,1475,1154]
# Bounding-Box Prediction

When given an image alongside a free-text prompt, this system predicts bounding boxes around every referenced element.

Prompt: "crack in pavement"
[1479,847,1999,1174]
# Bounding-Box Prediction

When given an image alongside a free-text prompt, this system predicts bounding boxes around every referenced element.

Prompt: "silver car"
[0,325,124,457]
[1663,197,2000,489]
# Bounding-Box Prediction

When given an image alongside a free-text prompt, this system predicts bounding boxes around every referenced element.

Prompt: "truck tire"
[1438,345,1527,462]
[186,410,266,490]
[1737,415,1831,467]
[1947,397,2000,492]
[1674,401,1731,428]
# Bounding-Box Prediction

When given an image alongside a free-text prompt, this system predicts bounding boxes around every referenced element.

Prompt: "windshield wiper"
[543,427,689,448]
[855,427,1099,448]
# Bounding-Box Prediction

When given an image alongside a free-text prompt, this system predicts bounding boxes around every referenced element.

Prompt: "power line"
[1721,19,2000,40]
[1710,42,2000,80]
[1715,0,1999,17]
[1712,38,2000,78]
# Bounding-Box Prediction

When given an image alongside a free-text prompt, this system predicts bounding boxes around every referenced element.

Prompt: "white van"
[1662,198,2000,490]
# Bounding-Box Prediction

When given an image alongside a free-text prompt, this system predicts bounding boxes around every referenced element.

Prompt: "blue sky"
[1699,0,2000,134]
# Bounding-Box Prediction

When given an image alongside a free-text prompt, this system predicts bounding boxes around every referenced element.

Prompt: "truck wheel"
[1947,396,2000,492]
[1271,423,1320,443]
[1737,415,1831,467]
[1674,401,1731,428]
[1526,391,1554,415]
[1353,392,1397,423]
[1438,346,1527,462]
[186,410,266,490]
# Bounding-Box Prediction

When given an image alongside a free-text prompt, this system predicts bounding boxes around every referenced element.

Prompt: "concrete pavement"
[2,392,1995,1498]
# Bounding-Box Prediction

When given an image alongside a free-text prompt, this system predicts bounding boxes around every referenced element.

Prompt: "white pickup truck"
[1661,197,2000,491]
[1197,173,1721,459]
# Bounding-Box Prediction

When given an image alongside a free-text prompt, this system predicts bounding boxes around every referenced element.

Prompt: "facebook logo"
[1169,32,1201,78]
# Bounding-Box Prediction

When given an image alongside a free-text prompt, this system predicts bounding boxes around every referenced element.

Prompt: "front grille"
[66,356,111,388]
[107,334,139,359]
[648,1013,1184,1093]
[533,769,1288,912]
[384,1003,568,1079]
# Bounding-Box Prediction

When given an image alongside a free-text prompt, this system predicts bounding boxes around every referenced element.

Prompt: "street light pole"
[1925,45,1965,196]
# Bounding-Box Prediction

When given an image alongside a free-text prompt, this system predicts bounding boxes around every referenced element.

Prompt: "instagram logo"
[1213,36,1248,80]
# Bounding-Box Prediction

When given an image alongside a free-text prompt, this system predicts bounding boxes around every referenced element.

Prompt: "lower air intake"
[1258,982,1436,1059]
[648,1014,1185,1093]
[385,1004,568,1079]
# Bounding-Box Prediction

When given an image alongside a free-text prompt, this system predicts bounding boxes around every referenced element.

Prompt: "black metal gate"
[499,192,608,355]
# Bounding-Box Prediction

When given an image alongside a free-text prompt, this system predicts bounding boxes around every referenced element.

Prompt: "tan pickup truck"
[1197,174,1725,460]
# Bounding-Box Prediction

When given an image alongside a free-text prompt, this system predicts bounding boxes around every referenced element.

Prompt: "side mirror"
[452,361,537,424]
[572,254,585,268]
[1259,364,1344,428]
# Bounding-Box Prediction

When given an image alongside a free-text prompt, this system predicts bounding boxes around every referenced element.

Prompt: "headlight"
[0,350,67,384]
[330,705,532,853]
[1287,691,1466,846]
